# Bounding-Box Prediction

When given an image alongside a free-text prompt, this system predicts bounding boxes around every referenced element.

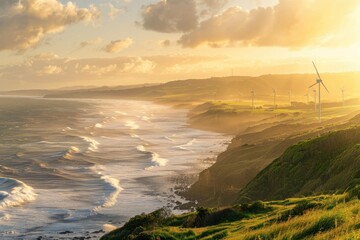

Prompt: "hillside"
[43,72,360,105]
[101,189,360,240]
[183,111,360,206]
[238,127,360,203]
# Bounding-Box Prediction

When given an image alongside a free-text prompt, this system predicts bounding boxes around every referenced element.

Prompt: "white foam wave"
[0,213,10,221]
[131,134,140,139]
[95,123,103,128]
[62,127,73,132]
[150,153,168,167]
[136,145,147,152]
[136,145,168,169]
[164,136,174,142]
[90,166,123,212]
[81,136,100,152]
[141,116,150,122]
[174,138,196,151]
[115,111,128,116]
[0,178,37,209]
[63,146,80,160]
[125,121,139,130]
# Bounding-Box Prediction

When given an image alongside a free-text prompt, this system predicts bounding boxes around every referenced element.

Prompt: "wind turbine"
[273,88,277,109]
[341,87,345,107]
[308,62,329,122]
[251,88,255,110]
[313,89,317,112]
[304,91,310,104]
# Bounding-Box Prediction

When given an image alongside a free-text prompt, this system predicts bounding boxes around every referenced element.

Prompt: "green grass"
[101,192,360,240]
[237,127,360,203]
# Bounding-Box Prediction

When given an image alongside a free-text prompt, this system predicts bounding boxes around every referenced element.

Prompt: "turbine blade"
[308,82,318,88]
[321,81,330,93]
[312,61,322,80]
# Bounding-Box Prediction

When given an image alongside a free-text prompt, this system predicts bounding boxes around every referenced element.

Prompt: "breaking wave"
[136,145,168,169]
[125,121,139,130]
[0,178,37,209]
[81,136,100,152]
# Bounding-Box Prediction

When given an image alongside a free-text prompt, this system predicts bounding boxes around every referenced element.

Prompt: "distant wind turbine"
[251,88,255,110]
[304,91,310,104]
[273,88,277,109]
[308,62,329,122]
[341,87,345,107]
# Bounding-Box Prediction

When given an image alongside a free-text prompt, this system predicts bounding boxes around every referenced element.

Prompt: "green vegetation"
[238,127,360,202]
[101,192,360,240]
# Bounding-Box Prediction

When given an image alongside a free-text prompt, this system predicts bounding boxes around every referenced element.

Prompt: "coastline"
[0,96,231,240]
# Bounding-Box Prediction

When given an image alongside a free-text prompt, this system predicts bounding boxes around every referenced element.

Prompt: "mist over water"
[0,97,230,239]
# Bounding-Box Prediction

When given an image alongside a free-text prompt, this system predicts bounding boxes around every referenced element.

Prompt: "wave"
[136,145,168,169]
[0,178,37,209]
[141,116,150,122]
[63,146,80,160]
[164,136,175,142]
[95,123,103,128]
[62,126,73,132]
[125,121,139,130]
[115,111,128,116]
[174,138,196,151]
[81,136,100,152]
[90,166,123,212]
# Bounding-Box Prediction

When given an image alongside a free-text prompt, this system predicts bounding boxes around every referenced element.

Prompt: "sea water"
[0,97,230,239]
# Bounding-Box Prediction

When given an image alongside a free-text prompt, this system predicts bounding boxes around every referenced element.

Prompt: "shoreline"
[0,96,232,240]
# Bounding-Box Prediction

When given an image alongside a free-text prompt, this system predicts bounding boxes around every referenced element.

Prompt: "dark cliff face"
[237,126,360,203]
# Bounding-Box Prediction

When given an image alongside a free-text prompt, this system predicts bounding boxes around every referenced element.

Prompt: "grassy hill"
[101,189,360,240]
[183,112,360,206]
[238,127,360,203]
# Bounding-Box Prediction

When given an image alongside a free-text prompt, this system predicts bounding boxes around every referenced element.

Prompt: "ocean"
[0,97,229,239]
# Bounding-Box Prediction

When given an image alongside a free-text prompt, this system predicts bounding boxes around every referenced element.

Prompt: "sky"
[0,0,360,90]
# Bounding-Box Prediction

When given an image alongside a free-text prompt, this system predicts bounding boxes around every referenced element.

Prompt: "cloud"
[79,38,103,48]
[159,40,171,47]
[141,0,198,33]
[108,3,122,18]
[39,65,63,75]
[104,38,133,53]
[178,0,360,48]
[0,0,99,52]
[0,54,224,89]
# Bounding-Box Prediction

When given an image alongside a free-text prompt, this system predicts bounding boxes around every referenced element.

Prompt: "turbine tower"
[273,88,277,109]
[251,88,255,110]
[308,62,329,122]
[341,87,345,107]
[289,90,292,106]
[304,91,310,104]
[313,89,317,112]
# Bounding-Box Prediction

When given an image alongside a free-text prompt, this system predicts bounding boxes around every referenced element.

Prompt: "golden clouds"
[179,0,360,48]
[0,0,99,51]
[104,38,134,53]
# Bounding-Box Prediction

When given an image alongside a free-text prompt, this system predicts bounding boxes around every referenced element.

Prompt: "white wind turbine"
[273,88,277,109]
[251,88,255,110]
[304,90,310,104]
[313,89,317,112]
[308,62,329,122]
[341,87,345,107]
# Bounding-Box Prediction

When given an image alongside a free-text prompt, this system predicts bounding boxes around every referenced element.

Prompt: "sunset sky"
[0,0,360,90]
